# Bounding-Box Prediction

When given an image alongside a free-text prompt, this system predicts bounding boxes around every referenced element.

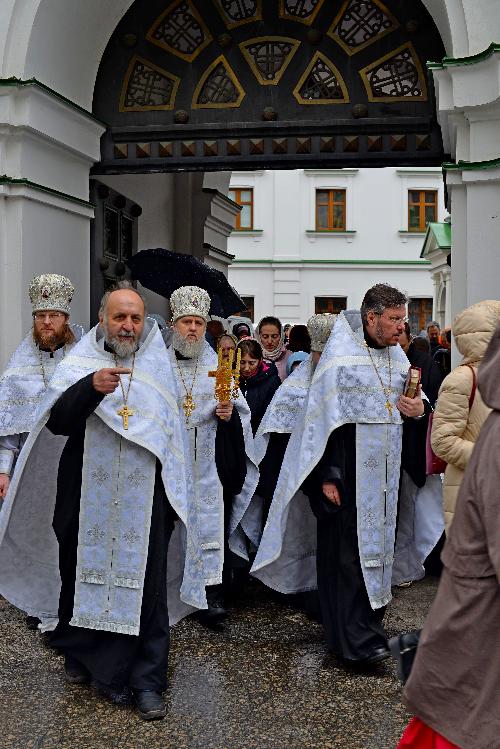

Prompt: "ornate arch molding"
[92,0,447,172]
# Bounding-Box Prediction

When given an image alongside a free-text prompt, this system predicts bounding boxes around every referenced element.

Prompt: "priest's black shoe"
[361,645,391,666]
[133,690,166,720]
[337,645,391,670]
[195,585,228,629]
[389,630,420,684]
[64,656,90,684]
[26,615,41,631]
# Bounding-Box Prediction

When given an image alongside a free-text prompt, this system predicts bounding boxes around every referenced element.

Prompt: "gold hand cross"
[117,405,134,430]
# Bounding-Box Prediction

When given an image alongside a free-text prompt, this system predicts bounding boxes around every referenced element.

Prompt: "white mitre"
[307,313,337,352]
[170,285,211,323]
[29,273,74,315]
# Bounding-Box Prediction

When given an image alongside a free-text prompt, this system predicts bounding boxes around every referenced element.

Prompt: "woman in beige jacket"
[431,299,500,530]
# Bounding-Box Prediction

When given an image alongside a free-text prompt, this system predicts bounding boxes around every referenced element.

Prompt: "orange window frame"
[408,189,437,232]
[315,189,346,231]
[230,188,254,230]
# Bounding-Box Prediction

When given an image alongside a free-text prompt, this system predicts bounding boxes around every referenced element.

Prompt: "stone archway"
[91,0,447,173]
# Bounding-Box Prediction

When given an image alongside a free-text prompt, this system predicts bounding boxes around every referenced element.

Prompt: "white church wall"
[0,81,103,368]
[98,173,176,320]
[0,188,92,364]
[1,1,135,109]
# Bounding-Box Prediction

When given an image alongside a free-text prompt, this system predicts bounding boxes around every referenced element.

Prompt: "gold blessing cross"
[209,346,241,402]
[117,404,134,430]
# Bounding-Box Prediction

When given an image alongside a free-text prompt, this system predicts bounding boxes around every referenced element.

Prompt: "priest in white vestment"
[0,274,83,631]
[167,286,259,627]
[253,285,427,667]
[0,282,208,720]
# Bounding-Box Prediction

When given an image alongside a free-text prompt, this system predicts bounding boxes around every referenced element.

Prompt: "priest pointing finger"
[0,281,210,720]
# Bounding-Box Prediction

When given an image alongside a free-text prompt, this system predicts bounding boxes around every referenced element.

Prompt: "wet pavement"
[0,577,438,749]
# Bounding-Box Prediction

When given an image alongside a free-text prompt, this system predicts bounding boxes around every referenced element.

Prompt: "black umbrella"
[126,248,247,317]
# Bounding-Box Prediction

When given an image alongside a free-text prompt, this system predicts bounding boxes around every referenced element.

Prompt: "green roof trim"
[420,222,451,259]
[428,42,500,70]
[0,176,94,209]
[0,77,107,127]
[233,258,431,266]
[427,222,451,248]
[443,157,500,171]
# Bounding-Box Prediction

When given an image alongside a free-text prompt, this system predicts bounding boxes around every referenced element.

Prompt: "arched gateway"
[92,0,447,173]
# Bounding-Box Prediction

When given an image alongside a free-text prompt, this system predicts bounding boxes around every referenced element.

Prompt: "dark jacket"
[240,361,280,435]
[406,341,443,406]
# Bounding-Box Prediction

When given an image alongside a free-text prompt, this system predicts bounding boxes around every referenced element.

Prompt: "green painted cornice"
[443,156,500,171]
[0,77,107,127]
[0,175,94,208]
[428,42,500,70]
[233,258,431,266]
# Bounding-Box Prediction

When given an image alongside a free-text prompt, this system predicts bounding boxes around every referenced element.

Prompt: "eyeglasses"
[34,312,64,321]
[376,313,408,325]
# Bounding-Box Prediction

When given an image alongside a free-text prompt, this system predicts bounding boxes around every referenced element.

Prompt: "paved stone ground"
[0,577,438,749]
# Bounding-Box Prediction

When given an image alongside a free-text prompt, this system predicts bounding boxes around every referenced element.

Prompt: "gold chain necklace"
[176,357,199,423]
[38,345,67,388]
[365,343,393,415]
[113,352,136,430]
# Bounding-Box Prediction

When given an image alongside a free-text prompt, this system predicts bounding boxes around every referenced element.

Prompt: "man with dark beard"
[167,286,259,627]
[253,285,426,667]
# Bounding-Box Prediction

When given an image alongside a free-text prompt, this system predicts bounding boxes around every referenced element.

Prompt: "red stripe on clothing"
[397,718,460,749]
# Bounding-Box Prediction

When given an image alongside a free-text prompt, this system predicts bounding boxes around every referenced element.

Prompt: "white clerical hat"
[170,285,211,323]
[29,273,74,315]
[307,313,337,352]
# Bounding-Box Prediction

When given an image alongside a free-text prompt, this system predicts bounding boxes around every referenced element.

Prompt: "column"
[0,80,104,369]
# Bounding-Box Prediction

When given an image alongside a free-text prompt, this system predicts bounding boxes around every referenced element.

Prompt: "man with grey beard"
[168,286,259,628]
[0,281,209,719]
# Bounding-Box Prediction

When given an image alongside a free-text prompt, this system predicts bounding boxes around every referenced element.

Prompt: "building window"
[408,298,433,334]
[315,296,347,314]
[236,296,255,322]
[408,190,437,232]
[229,188,254,230]
[315,189,346,231]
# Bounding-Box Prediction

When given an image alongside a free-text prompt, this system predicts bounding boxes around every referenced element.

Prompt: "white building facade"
[1,0,500,370]
[228,167,447,330]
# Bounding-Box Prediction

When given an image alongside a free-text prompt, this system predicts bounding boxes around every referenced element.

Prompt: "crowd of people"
[0,274,498,747]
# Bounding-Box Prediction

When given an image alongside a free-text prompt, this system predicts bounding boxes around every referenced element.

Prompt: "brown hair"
[237,338,263,360]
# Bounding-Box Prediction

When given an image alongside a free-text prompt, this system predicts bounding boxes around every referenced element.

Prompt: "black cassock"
[303,411,431,662]
[48,373,245,690]
[302,424,387,661]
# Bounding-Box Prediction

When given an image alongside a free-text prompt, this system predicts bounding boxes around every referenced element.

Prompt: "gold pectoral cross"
[385,400,393,416]
[117,405,134,430]
[182,393,196,421]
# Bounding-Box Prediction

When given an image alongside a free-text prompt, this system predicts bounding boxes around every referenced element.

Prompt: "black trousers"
[309,493,388,661]
[51,476,175,691]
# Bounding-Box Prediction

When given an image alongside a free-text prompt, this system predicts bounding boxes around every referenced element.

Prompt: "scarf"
[257,330,286,362]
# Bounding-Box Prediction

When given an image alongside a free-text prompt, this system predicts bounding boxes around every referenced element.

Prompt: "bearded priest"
[168,286,259,627]
[253,285,427,667]
[0,274,83,631]
[0,274,82,500]
[0,282,208,720]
